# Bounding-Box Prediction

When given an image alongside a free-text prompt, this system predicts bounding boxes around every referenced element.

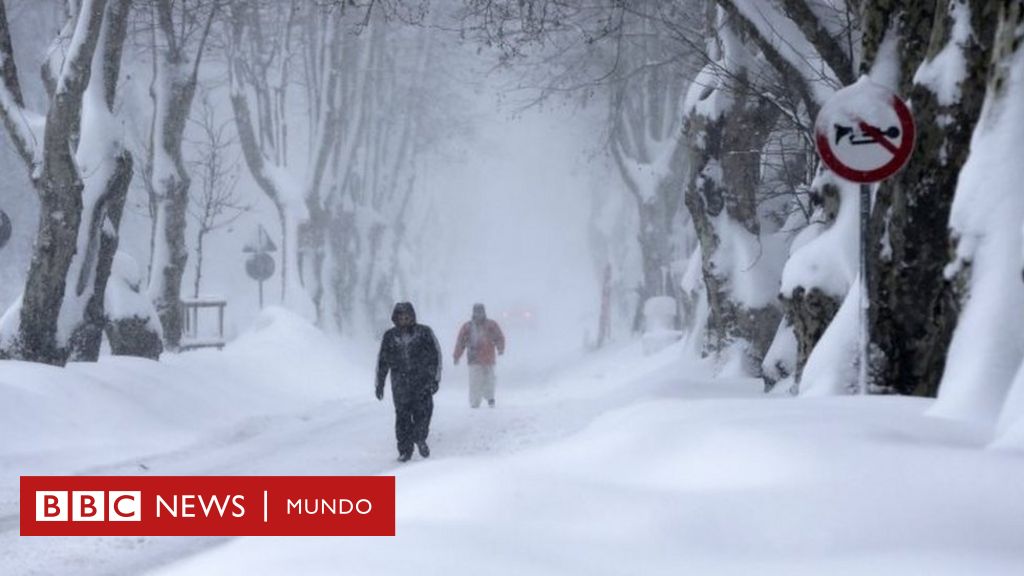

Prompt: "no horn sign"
[814,77,916,183]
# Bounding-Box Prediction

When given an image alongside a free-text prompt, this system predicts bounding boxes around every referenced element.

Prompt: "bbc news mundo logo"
[21,476,394,536]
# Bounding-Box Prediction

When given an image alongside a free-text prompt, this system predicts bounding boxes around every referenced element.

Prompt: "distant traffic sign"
[243,224,277,253]
[246,253,275,282]
[814,77,915,183]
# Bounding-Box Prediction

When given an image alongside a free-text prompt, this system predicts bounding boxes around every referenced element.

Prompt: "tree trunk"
[147,0,216,350]
[864,0,995,395]
[932,0,1024,425]
[0,0,109,365]
[67,151,134,360]
[193,228,206,298]
[67,0,136,361]
[684,21,784,373]
[149,170,190,350]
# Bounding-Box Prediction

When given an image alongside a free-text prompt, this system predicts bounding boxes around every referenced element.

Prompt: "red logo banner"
[20,476,395,536]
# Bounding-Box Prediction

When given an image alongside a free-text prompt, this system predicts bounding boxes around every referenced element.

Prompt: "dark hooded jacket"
[376,302,442,401]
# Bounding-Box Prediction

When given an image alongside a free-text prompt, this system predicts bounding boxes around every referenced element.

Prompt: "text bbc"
[36,491,142,521]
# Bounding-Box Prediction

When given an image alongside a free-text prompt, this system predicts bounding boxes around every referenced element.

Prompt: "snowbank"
[0,307,362,514]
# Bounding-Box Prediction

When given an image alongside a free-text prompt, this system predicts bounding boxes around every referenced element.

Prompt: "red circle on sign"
[815,95,915,183]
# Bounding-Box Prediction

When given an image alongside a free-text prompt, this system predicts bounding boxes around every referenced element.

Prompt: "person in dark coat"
[376,302,442,462]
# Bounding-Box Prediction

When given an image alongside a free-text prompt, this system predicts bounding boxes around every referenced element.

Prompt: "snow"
[54,48,126,347]
[806,0,860,59]
[682,63,732,123]
[683,9,745,123]
[800,279,860,396]
[762,318,797,391]
[1,308,355,573]
[641,296,682,355]
[932,39,1024,429]
[105,252,161,328]
[912,1,971,106]
[0,78,45,166]
[4,308,1023,574]
[152,350,1024,576]
[780,172,859,298]
[53,0,102,95]
[4,4,1024,574]
[709,213,788,309]
[0,294,23,350]
[732,0,842,104]
[868,24,902,91]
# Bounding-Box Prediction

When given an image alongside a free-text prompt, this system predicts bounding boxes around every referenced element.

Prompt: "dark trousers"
[394,394,433,455]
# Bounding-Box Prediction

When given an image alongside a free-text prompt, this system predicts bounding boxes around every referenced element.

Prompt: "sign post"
[243,224,277,309]
[813,77,915,394]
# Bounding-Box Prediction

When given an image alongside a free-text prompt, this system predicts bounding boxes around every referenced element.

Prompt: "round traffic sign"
[814,77,915,183]
[245,252,275,281]
[0,209,11,250]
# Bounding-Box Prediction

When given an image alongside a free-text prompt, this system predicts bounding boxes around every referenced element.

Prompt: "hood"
[472,303,486,322]
[391,301,417,325]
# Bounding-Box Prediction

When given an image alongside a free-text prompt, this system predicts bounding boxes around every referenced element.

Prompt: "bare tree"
[186,91,248,298]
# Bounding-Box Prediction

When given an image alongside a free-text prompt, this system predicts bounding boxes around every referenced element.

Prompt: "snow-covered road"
[4,310,1024,575]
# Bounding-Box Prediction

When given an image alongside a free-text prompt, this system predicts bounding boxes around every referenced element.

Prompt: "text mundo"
[21,476,395,536]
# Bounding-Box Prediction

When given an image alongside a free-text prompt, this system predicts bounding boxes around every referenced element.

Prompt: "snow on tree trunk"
[0,0,109,365]
[864,0,995,396]
[105,252,163,359]
[146,0,217,351]
[779,172,858,389]
[65,150,133,360]
[683,11,784,375]
[932,1,1024,426]
[65,0,134,361]
[801,278,861,396]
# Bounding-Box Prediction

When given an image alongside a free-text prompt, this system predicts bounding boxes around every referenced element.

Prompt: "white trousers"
[468,364,496,408]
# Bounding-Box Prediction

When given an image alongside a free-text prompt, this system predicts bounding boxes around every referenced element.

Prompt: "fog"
[420,97,602,369]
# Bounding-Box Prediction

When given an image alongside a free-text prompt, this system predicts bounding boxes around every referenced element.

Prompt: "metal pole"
[259,279,264,309]
[859,182,871,395]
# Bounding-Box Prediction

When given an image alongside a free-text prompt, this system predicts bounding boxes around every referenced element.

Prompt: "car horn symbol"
[835,124,900,146]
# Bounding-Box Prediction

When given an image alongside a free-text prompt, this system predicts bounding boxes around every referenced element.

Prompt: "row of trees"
[461,0,1024,435]
[0,0,441,364]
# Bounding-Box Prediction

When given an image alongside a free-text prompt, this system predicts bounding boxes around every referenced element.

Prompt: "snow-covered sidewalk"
[4,309,1024,575]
